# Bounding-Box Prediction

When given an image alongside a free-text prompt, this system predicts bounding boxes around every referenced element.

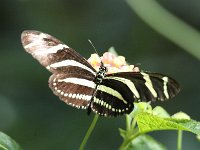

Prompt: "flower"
[87,52,140,74]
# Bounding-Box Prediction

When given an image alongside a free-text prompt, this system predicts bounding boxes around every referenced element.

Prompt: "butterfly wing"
[91,77,134,117]
[49,72,96,109]
[21,30,96,109]
[21,30,96,76]
[107,72,180,101]
[91,71,180,117]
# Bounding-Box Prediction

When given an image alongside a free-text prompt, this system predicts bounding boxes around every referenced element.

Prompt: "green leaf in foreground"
[152,106,170,118]
[136,112,200,135]
[0,132,22,150]
[127,134,166,150]
[171,111,190,120]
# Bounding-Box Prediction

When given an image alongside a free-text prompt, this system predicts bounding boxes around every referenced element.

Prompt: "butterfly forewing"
[21,30,96,76]
[147,73,180,100]
[106,72,180,102]
[21,30,96,109]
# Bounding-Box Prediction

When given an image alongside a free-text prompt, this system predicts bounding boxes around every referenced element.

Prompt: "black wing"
[21,30,96,109]
[91,72,180,117]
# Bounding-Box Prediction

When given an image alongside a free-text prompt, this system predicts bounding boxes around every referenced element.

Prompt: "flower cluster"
[88,52,140,74]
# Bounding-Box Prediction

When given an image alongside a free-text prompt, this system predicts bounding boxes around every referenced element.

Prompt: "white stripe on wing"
[57,77,96,89]
[34,44,69,55]
[47,59,96,75]
[97,85,127,104]
[141,72,158,98]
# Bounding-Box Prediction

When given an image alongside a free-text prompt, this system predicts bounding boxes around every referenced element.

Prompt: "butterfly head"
[99,61,108,72]
[94,63,107,85]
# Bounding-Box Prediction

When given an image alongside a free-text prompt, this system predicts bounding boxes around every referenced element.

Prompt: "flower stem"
[119,131,141,150]
[126,115,131,131]
[177,130,183,150]
[79,114,99,150]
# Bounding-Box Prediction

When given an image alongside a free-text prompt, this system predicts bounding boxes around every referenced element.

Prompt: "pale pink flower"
[88,52,140,74]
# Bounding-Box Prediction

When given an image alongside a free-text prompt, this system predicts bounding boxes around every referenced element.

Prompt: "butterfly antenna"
[88,39,104,66]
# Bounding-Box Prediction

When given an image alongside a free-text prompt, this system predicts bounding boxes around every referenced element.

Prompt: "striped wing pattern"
[91,78,134,116]
[21,30,96,76]
[21,30,96,109]
[49,73,95,109]
[91,72,180,116]
[22,30,180,117]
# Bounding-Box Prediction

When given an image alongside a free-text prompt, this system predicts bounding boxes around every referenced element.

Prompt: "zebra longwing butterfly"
[21,30,180,117]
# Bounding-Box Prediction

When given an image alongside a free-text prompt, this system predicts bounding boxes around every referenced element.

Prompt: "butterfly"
[21,30,180,117]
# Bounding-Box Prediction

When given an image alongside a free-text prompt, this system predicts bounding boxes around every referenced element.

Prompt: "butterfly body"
[21,30,180,117]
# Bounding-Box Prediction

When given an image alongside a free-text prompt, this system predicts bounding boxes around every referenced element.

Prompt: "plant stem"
[119,137,131,150]
[79,114,99,150]
[126,115,131,131]
[177,130,183,150]
[0,145,8,150]
[126,0,200,60]
[119,131,141,150]
[131,117,137,130]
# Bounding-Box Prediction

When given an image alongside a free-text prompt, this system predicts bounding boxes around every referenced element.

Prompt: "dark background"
[0,0,200,149]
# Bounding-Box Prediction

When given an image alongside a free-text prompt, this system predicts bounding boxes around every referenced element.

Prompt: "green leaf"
[129,102,152,118]
[127,134,166,150]
[152,106,170,118]
[172,111,190,120]
[108,46,118,56]
[0,132,22,150]
[136,112,200,135]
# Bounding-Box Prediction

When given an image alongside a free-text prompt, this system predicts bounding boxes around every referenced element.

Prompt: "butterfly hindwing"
[91,78,134,116]
[49,72,96,109]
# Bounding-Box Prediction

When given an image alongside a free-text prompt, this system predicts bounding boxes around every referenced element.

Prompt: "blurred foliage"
[0,132,22,150]
[119,102,200,149]
[126,0,200,60]
[126,134,167,150]
[0,0,200,150]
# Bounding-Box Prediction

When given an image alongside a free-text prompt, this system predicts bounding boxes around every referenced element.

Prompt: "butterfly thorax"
[94,65,107,85]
